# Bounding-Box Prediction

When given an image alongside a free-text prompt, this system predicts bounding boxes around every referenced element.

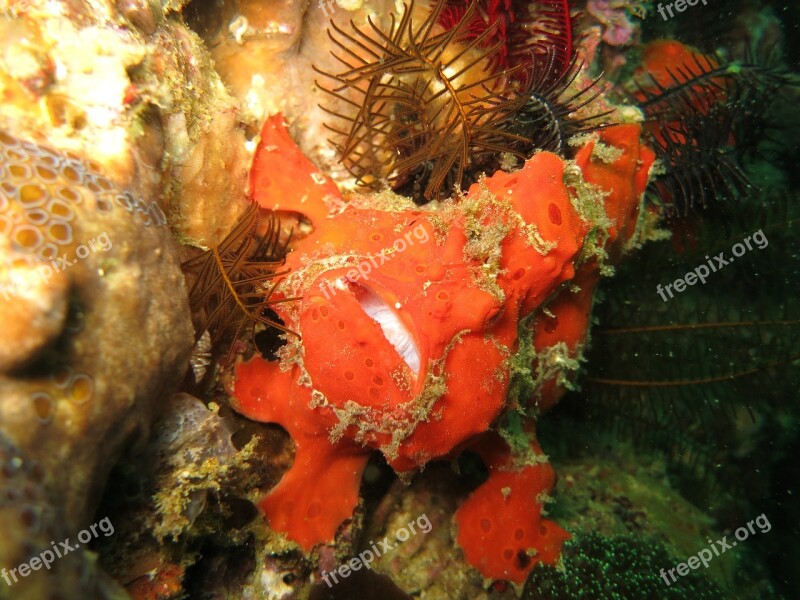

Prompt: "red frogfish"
[230,114,654,584]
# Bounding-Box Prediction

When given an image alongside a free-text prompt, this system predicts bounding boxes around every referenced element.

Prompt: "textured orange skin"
[233,117,655,586]
[530,124,655,413]
[454,125,655,584]
[249,115,341,226]
[455,429,570,584]
[233,116,589,552]
[577,124,656,260]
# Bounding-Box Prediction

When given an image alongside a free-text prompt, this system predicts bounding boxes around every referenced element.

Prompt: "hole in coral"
[31,393,54,423]
[94,176,113,190]
[345,370,355,381]
[61,166,81,183]
[24,208,49,226]
[481,518,492,533]
[503,548,514,560]
[13,225,42,249]
[516,550,531,570]
[512,268,525,280]
[8,164,30,179]
[47,198,74,220]
[51,365,72,388]
[48,223,72,245]
[57,186,80,203]
[38,243,58,262]
[373,375,384,386]
[515,528,524,541]
[114,192,133,211]
[35,165,57,181]
[69,375,93,404]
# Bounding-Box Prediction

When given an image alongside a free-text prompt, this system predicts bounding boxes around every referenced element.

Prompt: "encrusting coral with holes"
[0,132,193,598]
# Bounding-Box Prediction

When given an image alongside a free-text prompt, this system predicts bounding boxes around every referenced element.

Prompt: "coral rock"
[0,132,193,597]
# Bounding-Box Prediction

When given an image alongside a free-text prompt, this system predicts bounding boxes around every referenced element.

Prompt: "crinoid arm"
[635,44,798,216]
[505,51,613,156]
[315,0,533,202]
[181,203,298,363]
[644,90,754,216]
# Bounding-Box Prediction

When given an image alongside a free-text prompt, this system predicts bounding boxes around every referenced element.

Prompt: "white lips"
[355,284,421,377]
